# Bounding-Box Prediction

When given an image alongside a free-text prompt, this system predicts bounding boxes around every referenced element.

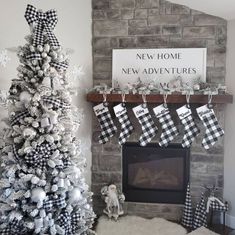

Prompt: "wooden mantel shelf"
[87,92,233,104]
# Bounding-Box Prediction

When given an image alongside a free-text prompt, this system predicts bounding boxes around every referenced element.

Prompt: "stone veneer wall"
[91,0,227,220]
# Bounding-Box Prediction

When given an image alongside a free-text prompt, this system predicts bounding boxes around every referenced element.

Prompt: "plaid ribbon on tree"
[57,210,81,235]
[11,110,30,126]
[26,53,69,72]
[25,142,56,170]
[44,195,67,212]
[12,145,20,161]
[42,96,70,110]
[24,4,60,48]
[0,219,26,235]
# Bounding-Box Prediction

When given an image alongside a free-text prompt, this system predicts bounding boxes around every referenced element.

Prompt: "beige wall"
[224,19,235,228]
[0,0,93,185]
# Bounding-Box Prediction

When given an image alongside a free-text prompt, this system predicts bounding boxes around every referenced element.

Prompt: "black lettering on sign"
[122,68,139,74]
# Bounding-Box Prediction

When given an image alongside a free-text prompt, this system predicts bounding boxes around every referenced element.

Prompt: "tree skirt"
[96,216,187,235]
[96,216,219,235]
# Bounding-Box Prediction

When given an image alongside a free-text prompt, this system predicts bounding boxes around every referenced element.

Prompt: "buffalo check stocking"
[197,105,224,150]
[153,104,178,147]
[94,103,117,144]
[114,103,134,145]
[177,105,200,148]
[133,104,158,146]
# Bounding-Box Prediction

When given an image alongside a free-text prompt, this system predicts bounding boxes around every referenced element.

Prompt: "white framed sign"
[112,48,207,89]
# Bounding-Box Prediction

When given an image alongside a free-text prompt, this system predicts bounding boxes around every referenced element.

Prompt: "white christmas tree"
[0,4,95,235]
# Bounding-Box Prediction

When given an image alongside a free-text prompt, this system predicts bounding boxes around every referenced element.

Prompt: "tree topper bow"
[24,4,60,48]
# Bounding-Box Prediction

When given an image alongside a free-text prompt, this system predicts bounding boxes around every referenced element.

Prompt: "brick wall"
[91,0,227,220]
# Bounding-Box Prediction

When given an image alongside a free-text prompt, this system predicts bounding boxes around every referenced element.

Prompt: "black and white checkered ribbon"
[157,112,178,147]
[181,184,193,228]
[181,115,200,148]
[26,53,69,71]
[25,142,55,170]
[12,145,20,161]
[193,193,208,230]
[0,219,26,235]
[42,96,70,110]
[44,195,67,212]
[57,210,80,235]
[11,110,30,126]
[25,4,60,48]
[201,113,224,150]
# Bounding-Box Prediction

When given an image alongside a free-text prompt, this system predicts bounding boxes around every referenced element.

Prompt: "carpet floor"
[95,216,219,235]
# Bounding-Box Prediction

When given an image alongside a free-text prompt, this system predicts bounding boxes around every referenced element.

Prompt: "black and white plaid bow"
[57,210,80,235]
[25,142,55,170]
[25,4,60,48]
[42,96,70,110]
[44,195,67,212]
[0,219,26,235]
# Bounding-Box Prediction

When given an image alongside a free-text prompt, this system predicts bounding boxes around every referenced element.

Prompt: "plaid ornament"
[177,105,200,148]
[0,219,26,235]
[42,96,70,110]
[193,193,208,230]
[25,4,60,48]
[25,142,55,170]
[114,103,134,145]
[11,110,30,126]
[181,184,193,228]
[133,105,158,146]
[94,103,117,144]
[44,195,67,212]
[154,105,178,147]
[197,105,224,150]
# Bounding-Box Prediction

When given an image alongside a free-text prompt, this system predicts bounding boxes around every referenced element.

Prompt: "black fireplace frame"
[122,143,190,204]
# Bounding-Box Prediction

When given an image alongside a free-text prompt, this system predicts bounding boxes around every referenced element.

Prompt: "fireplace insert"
[122,143,190,204]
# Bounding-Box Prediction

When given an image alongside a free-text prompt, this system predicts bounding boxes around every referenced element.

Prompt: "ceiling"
[170,0,235,20]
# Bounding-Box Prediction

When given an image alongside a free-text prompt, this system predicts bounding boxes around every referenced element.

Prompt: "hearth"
[122,143,190,204]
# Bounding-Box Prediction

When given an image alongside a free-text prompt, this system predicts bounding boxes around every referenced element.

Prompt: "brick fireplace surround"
[91,0,227,221]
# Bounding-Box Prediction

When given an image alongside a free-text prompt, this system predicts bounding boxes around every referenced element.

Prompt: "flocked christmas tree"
[0,4,95,235]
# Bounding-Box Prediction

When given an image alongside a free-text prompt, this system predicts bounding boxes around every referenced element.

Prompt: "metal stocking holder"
[207,92,213,109]
[163,93,168,108]
[142,92,147,108]
[121,92,126,107]
[103,91,108,107]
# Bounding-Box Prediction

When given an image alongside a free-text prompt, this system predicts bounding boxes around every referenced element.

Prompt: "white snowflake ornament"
[0,50,11,67]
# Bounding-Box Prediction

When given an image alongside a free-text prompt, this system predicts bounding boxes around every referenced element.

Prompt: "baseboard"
[225,214,235,229]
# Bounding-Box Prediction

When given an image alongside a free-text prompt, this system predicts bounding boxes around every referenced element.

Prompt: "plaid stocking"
[133,104,158,146]
[153,104,178,147]
[94,103,117,144]
[114,103,134,145]
[197,105,224,150]
[177,105,200,148]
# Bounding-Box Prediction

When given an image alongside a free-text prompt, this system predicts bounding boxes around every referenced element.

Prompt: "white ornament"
[37,45,43,52]
[31,187,46,204]
[31,176,40,185]
[23,128,36,140]
[51,185,58,192]
[19,91,32,104]
[69,188,82,204]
